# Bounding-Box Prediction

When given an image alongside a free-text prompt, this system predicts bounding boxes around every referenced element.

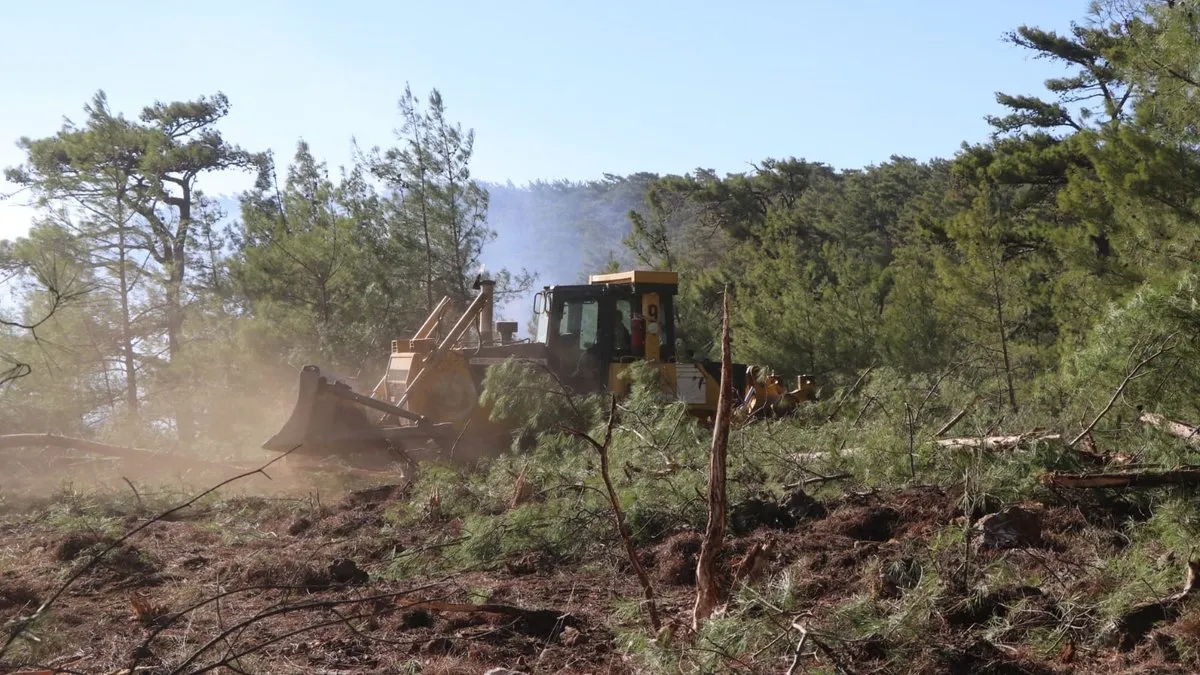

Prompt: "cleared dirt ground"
[1,453,1198,674]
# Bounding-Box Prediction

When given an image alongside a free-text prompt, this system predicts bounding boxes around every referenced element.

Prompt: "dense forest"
[2,0,1200,456]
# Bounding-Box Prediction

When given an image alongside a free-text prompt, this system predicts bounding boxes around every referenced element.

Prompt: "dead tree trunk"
[694,287,732,630]
[115,211,140,417]
[987,254,1018,414]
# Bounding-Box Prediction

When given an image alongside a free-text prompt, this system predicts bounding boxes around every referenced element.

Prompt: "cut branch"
[934,394,982,438]
[825,364,875,422]
[786,621,810,675]
[1070,333,1179,447]
[564,394,660,632]
[934,408,971,438]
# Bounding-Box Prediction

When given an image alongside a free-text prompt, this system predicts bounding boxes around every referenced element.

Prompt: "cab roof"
[587,270,679,286]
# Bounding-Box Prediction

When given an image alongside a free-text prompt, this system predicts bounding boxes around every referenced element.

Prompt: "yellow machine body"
[264,270,816,467]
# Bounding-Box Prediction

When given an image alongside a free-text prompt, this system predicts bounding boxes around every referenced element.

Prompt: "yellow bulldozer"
[262,270,817,470]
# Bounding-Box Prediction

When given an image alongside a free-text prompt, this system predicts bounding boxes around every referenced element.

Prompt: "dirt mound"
[0,576,39,611]
[730,486,827,534]
[921,638,1059,675]
[52,531,162,586]
[825,504,901,541]
[807,486,957,542]
[54,531,114,561]
[99,543,161,579]
[647,531,703,585]
[277,482,404,544]
[225,552,370,590]
[289,509,385,538]
[974,504,1046,550]
[340,482,410,509]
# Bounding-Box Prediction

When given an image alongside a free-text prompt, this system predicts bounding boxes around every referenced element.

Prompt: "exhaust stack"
[478,278,495,346]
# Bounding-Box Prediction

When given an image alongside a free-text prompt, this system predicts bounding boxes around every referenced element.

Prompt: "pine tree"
[5,90,266,444]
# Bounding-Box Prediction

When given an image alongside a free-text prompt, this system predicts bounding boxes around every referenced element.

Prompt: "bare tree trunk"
[989,259,1018,413]
[117,219,139,417]
[420,180,434,315]
[438,117,465,298]
[592,396,660,632]
[560,392,660,631]
[407,101,435,316]
[166,252,192,445]
[694,286,732,630]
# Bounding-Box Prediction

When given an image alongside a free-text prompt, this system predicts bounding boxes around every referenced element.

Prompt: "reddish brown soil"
[0,479,1195,674]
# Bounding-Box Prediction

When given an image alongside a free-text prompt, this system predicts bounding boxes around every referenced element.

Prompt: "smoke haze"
[479,176,653,333]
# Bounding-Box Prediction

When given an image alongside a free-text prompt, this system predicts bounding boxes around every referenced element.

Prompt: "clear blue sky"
[0,0,1088,240]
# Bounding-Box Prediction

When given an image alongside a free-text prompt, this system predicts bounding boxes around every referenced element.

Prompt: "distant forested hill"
[479,175,651,321]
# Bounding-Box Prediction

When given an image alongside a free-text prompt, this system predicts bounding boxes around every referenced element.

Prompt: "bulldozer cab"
[533,270,678,393]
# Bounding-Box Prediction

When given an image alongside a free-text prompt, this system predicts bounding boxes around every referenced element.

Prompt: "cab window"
[557,299,599,349]
[613,297,633,352]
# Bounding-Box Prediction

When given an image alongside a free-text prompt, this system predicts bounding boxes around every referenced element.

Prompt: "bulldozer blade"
[264,365,460,466]
[264,365,366,453]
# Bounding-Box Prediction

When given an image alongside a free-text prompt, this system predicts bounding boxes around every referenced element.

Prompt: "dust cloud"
[0,359,407,509]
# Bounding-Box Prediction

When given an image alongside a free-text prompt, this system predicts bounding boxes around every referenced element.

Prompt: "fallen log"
[788,429,1081,466]
[1138,412,1200,446]
[935,433,1061,451]
[1041,466,1200,489]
